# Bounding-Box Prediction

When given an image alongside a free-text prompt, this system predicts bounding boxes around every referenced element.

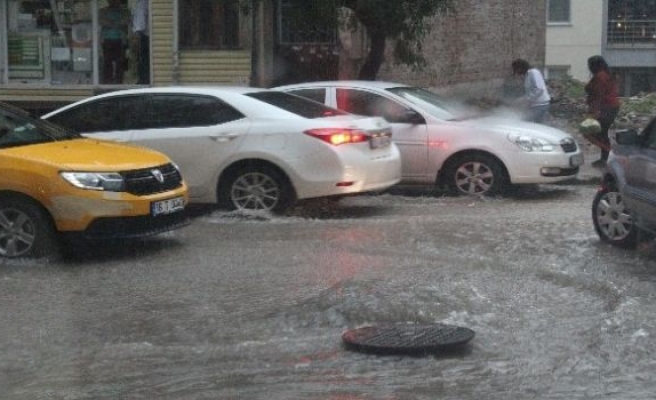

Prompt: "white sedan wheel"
[221,167,295,213]
[445,154,506,196]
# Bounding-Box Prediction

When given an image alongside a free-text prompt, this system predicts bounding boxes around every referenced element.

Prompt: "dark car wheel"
[443,154,507,196]
[219,167,295,213]
[0,198,58,258]
[592,185,638,249]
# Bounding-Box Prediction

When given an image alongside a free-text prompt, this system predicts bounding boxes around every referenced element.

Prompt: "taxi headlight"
[60,172,125,191]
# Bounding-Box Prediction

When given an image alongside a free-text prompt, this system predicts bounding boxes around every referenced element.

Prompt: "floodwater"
[1,184,655,399]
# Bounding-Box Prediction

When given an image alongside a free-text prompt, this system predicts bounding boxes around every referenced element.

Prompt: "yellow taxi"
[0,102,189,258]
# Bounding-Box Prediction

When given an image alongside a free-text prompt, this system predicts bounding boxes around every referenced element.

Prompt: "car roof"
[274,80,412,91]
[89,86,269,99]
[42,85,346,121]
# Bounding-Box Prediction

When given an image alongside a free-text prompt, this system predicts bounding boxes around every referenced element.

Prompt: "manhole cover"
[342,323,475,355]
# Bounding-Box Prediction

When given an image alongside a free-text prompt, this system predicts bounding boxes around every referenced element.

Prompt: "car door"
[623,119,656,224]
[331,87,430,181]
[128,94,250,200]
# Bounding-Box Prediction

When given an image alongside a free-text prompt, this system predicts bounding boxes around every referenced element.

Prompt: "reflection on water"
[1,187,656,399]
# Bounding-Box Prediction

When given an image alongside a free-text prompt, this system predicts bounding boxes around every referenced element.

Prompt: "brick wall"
[377,0,546,99]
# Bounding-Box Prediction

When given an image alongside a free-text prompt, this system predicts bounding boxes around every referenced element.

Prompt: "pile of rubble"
[548,78,654,133]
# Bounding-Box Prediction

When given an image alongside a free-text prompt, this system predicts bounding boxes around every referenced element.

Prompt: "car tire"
[592,185,638,249]
[0,197,59,258]
[219,166,296,213]
[443,153,507,196]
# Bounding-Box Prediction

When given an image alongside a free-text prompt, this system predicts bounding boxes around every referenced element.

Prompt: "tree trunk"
[358,32,385,80]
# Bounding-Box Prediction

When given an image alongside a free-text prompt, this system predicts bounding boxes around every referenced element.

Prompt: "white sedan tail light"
[304,128,369,146]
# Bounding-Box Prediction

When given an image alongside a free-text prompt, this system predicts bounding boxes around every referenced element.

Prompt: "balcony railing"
[608,19,656,46]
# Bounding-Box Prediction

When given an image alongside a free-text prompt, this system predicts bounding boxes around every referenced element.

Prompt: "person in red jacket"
[584,55,621,168]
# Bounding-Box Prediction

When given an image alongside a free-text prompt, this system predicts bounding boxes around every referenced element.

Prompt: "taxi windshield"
[0,105,80,149]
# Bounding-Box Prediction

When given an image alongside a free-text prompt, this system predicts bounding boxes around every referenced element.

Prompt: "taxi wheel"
[443,153,507,196]
[0,197,59,258]
[219,166,296,213]
[592,184,638,248]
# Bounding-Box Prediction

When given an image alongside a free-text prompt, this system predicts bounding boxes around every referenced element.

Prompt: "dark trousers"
[596,107,619,161]
[137,31,150,84]
[102,39,125,84]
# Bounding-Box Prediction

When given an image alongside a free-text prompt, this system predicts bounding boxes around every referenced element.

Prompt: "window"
[148,95,244,128]
[336,89,412,123]
[546,66,571,80]
[278,0,336,44]
[645,119,656,150]
[47,96,148,133]
[287,89,327,104]
[247,92,345,119]
[5,0,149,86]
[179,0,240,50]
[547,0,570,23]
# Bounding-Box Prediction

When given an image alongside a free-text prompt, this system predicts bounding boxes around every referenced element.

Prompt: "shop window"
[179,0,240,50]
[7,0,94,84]
[5,0,149,85]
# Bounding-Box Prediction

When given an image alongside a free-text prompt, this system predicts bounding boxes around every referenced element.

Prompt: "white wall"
[546,0,604,82]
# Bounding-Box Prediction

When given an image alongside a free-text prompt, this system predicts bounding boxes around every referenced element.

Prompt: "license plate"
[370,134,391,149]
[151,197,185,216]
[570,154,584,167]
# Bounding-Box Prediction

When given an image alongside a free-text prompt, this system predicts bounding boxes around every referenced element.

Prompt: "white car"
[274,81,584,196]
[42,87,401,213]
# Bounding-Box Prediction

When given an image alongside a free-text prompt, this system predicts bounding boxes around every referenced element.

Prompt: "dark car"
[592,119,656,248]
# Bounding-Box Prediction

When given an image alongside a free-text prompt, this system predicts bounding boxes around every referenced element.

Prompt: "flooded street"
[1,184,656,399]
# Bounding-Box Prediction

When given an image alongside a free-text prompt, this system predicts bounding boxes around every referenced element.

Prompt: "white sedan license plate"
[570,154,584,167]
[151,197,185,216]
[370,134,391,149]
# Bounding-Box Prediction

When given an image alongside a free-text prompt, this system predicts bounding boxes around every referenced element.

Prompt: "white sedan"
[42,87,401,213]
[275,80,584,196]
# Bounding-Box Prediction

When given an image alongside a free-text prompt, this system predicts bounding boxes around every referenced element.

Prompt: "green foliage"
[622,93,656,114]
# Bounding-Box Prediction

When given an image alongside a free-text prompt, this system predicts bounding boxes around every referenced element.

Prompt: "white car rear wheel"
[220,166,295,213]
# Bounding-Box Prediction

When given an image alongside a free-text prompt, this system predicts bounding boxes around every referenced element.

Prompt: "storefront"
[0,0,256,110]
[1,0,147,86]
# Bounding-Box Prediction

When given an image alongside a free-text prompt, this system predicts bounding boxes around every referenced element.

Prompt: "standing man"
[100,0,130,84]
[132,0,150,84]
[511,59,551,123]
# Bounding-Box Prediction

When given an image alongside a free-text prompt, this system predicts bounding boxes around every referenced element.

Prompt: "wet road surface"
[1,184,655,399]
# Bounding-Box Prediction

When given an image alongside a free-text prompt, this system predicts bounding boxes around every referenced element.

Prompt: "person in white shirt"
[511,59,551,123]
[132,0,149,84]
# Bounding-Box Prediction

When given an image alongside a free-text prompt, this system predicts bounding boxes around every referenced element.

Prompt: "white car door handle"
[210,132,239,142]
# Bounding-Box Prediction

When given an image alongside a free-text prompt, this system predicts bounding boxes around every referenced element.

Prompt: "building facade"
[0,0,256,110]
[0,0,546,110]
[378,0,547,99]
[546,0,656,95]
